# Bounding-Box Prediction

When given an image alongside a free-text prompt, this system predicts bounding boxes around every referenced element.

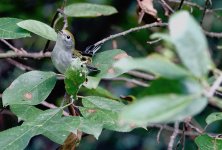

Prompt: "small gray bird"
[51,30,100,74]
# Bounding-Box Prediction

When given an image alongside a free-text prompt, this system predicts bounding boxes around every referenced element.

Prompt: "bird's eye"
[67,35,70,39]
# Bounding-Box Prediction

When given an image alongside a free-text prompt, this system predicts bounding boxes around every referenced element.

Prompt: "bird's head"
[57,29,75,50]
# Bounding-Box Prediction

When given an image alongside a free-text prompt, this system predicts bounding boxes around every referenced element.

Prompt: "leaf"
[93,49,129,79]
[10,105,42,121]
[0,108,63,150]
[83,76,101,89]
[206,112,222,125]
[17,19,57,41]
[169,11,213,78]
[120,94,207,125]
[113,54,190,79]
[80,96,143,132]
[138,77,203,97]
[64,58,88,98]
[64,3,117,18]
[195,134,222,150]
[80,86,120,100]
[2,71,56,106]
[82,96,124,111]
[0,18,30,39]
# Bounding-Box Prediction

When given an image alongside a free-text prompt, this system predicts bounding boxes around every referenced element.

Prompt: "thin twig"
[6,58,34,71]
[178,0,185,10]
[200,0,210,25]
[57,9,68,30]
[148,124,199,136]
[204,31,222,38]
[127,70,155,80]
[43,0,67,52]
[208,74,222,97]
[157,126,163,144]
[0,39,20,52]
[160,0,175,13]
[103,77,149,87]
[41,101,69,116]
[168,122,179,150]
[94,22,168,47]
[186,122,203,134]
[168,0,203,10]
[0,51,51,59]
[43,11,60,52]
[147,38,162,45]
[0,93,2,98]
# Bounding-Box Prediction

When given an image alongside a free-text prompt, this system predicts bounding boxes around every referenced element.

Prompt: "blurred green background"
[1,0,222,149]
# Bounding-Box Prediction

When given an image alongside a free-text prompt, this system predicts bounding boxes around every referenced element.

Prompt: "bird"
[51,30,101,74]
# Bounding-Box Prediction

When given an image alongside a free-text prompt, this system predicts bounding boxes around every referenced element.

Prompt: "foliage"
[1,1,222,150]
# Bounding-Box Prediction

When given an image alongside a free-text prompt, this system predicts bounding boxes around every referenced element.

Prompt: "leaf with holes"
[2,71,56,106]
[0,18,30,39]
[64,58,88,98]
[17,19,57,41]
[64,3,117,18]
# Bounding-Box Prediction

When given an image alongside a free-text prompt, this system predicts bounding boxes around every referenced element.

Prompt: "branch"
[204,31,222,38]
[160,0,175,13]
[200,0,211,25]
[103,77,149,87]
[168,121,179,150]
[186,122,203,134]
[148,124,199,136]
[207,73,222,97]
[57,8,68,30]
[43,0,67,52]
[6,58,34,71]
[94,22,168,47]
[41,101,69,116]
[127,70,155,80]
[157,125,164,143]
[178,0,185,10]
[168,0,204,10]
[0,51,51,59]
[0,39,20,52]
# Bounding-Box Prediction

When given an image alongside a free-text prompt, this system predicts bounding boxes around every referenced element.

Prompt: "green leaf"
[0,18,30,39]
[83,76,101,89]
[0,108,63,150]
[64,58,88,98]
[169,11,213,78]
[120,94,207,125]
[195,134,222,150]
[10,105,42,121]
[64,3,117,18]
[1,105,104,149]
[113,54,190,79]
[80,86,120,100]
[80,96,142,132]
[206,112,222,125]
[93,49,129,79]
[2,71,56,106]
[17,19,57,41]
[82,96,124,111]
